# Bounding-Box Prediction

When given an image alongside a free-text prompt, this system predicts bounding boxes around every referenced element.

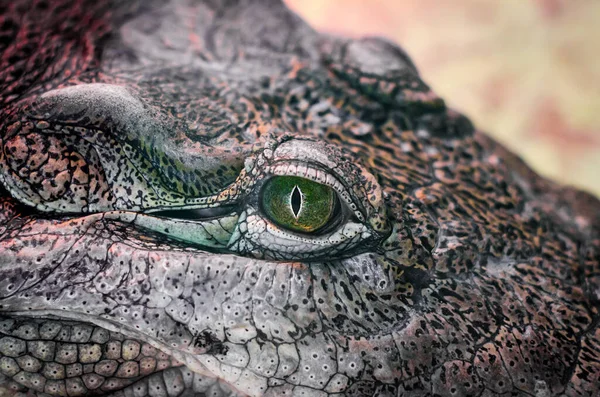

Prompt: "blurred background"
[286,0,600,198]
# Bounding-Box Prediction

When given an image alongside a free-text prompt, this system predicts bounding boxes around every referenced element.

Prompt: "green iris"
[261,176,336,233]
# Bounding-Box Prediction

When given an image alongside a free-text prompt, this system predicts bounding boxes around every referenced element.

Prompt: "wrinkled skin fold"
[0,1,599,396]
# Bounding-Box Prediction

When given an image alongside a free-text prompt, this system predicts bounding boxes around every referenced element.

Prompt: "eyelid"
[228,209,373,261]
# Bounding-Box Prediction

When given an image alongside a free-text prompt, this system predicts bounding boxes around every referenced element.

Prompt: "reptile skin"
[0,1,599,396]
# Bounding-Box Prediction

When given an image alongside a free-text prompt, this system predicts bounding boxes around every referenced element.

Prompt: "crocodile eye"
[261,176,337,233]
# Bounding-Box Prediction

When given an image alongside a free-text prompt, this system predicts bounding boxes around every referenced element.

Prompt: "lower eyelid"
[230,209,371,260]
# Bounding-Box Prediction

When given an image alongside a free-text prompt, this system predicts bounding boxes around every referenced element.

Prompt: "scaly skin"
[0,1,599,396]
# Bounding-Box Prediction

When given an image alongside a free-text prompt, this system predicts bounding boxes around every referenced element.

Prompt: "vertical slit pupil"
[291,185,302,218]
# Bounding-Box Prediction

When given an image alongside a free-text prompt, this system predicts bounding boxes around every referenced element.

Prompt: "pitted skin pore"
[0,1,599,396]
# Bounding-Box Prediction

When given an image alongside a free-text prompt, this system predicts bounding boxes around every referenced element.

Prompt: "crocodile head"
[0,1,599,396]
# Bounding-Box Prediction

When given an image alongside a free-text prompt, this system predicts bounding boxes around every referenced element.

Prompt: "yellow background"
[287,0,600,198]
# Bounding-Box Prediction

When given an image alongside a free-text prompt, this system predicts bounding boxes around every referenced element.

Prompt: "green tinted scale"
[261,176,336,233]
